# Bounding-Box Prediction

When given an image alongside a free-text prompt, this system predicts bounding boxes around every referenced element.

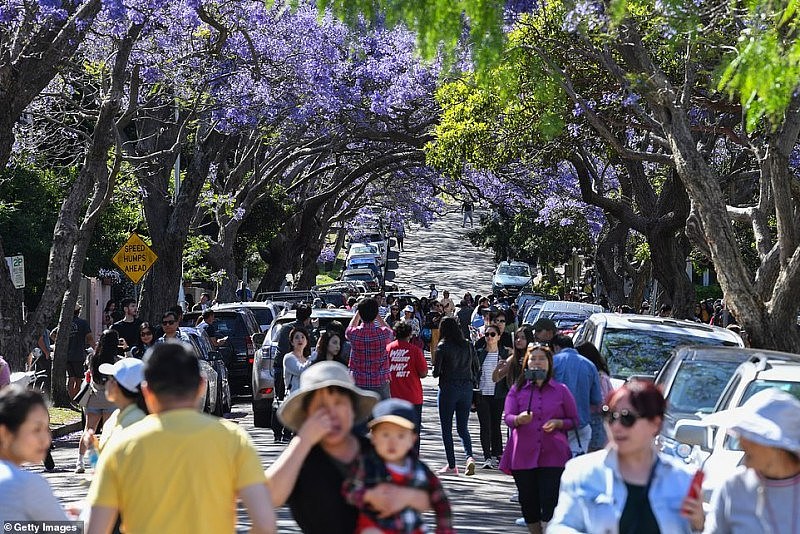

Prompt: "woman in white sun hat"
[703,388,800,533]
[82,358,148,455]
[266,361,433,534]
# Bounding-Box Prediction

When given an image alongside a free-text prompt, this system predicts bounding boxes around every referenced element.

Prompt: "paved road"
[40,206,523,532]
[390,208,496,298]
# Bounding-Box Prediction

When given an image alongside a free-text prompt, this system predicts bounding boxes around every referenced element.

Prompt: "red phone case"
[687,470,704,500]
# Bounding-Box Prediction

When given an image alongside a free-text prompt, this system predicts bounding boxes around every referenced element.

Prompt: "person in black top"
[266,362,433,534]
[475,310,513,351]
[111,298,142,353]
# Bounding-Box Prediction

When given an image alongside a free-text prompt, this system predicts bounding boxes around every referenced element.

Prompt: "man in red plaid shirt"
[346,298,395,400]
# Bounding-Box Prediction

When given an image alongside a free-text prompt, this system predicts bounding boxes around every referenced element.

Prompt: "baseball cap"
[403,305,414,313]
[532,318,557,332]
[368,398,417,432]
[99,358,144,393]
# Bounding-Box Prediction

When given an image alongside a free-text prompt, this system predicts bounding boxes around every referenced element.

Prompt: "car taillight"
[259,387,273,395]
[246,335,255,357]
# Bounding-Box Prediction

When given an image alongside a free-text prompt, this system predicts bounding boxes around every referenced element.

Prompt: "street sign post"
[4,255,25,289]
[112,234,158,284]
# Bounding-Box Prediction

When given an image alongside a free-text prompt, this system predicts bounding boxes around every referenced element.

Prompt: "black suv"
[183,306,260,393]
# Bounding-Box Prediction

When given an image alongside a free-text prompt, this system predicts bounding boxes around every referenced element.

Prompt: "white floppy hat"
[703,388,800,454]
[99,358,144,393]
[277,361,379,433]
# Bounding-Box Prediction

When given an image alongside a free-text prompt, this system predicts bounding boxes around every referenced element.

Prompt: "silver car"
[251,308,355,428]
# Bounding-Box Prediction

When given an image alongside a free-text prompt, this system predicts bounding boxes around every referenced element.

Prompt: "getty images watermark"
[2,522,83,533]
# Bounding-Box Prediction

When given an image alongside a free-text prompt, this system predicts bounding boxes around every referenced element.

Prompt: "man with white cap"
[704,388,800,533]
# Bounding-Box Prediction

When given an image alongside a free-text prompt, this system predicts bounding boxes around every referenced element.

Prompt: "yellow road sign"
[112,233,158,284]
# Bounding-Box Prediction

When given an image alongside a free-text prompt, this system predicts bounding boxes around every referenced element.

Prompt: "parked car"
[654,346,756,460]
[346,256,383,281]
[491,261,533,297]
[347,243,383,267]
[184,306,261,393]
[525,300,603,335]
[254,290,315,305]
[251,308,355,428]
[673,350,800,505]
[183,326,232,416]
[341,268,380,291]
[214,301,285,332]
[572,313,743,385]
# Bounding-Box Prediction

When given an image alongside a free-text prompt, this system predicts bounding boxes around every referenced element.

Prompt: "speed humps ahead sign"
[112,233,158,284]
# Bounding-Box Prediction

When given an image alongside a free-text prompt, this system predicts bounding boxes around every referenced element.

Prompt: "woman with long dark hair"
[131,322,156,359]
[0,386,68,521]
[75,329,118,474]
[385,304,402,329]
[501,343,577,534]
[475,324,510,469]
[502,326,535,388]
[311,330,348,366]
[433,317,479,476]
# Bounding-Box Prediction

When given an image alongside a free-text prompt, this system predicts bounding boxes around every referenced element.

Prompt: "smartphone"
[686,469,704,500]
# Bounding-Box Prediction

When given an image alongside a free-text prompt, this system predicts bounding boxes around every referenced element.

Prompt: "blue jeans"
[437,380,474,468]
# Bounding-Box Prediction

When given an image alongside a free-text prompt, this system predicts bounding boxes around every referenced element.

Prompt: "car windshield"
[740,379,800,404]
[351,245,377,254]
[666,360,744,415]
[602,329,734,379]
[498,265,530,277]
[542,313,589,329]
[344,272,373,281]
[524,304,544,324]
[251,308,273,328]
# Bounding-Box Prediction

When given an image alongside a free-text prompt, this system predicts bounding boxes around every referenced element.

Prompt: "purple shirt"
[345,322,393,389]
[499,379,578,473]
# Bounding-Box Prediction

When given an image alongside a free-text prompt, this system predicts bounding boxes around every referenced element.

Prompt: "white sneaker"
[74,457,85,474]
[491,457,500,469]
[482,459,493,469]
[515,517,526,527]
[509,492,519,503]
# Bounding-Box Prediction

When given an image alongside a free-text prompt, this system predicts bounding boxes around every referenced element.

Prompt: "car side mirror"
[675,421,713,451]
[252,332,266,346]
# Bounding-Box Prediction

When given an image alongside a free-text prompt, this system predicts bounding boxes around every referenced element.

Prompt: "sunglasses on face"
[485,332,498,338]
[601,407,642,428]
[162,320,176,326]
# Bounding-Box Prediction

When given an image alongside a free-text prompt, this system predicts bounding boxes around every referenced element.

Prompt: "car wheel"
[222,385,232,414]
[252,398,272,428]
[212,381,224,417]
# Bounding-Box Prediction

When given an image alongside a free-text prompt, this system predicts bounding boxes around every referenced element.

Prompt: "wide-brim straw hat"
[277,361,379,433]
[702,388,800,455]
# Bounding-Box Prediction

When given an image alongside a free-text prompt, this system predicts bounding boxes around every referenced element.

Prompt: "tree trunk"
[297,237,324,289]
[627,260,651,311]
[594,216,629,308]
[206,240,239,303]
[647,228,695,319]
[257,232,298,292]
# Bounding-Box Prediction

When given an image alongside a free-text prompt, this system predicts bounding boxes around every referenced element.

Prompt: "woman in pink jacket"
[500,343,578,534]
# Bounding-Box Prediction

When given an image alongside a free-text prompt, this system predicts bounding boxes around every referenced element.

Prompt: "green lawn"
[49,407,81,426]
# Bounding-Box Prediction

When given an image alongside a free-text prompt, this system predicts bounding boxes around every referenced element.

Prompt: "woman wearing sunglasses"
[475,324,510,469]
[549,380,705,533]
[500,343,577,534]
[131,322,155,359]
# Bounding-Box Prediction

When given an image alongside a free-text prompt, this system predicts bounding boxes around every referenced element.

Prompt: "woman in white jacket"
[549,381,704,534]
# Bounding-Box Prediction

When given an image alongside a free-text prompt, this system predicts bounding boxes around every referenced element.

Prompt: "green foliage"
[0,166,63,309]
[466,209,593,268]
[84,170,145,277]
[312,0,507,70]
[694,284,723,301]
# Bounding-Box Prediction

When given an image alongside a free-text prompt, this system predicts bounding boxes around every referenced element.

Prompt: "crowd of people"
[1,287,799,533]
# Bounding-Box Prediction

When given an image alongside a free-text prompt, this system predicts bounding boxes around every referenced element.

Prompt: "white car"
[347,243,383,266]
[674,351,800,506]
[572,313,743,386]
